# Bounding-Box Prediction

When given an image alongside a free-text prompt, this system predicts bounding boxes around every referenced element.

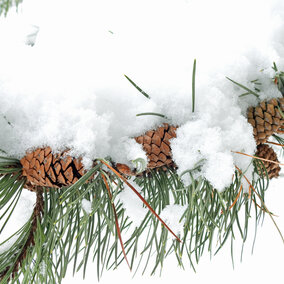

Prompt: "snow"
[0,189,35,253]
[39,261,47,276]
[81,198,92,214]
[159,204,186,238]
[0,0,283,190]
[111,137,148,169]
[117,178,147,227]
[171,116,255,191]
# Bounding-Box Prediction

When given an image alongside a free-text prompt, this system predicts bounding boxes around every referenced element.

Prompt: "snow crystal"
[117,179,147,227]
[81,199,92,214]
[160,204,187,238]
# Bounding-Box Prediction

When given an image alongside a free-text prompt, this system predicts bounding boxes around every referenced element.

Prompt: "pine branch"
[0,132,282,281]
[0,158,276,281]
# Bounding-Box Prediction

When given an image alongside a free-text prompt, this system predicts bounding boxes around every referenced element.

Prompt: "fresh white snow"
[159,204,187,238]
[81,198,92,214]
[0,0,283,191]
[117,178,147,227]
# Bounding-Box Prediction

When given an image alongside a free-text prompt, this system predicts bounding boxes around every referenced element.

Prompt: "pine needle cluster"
[0,146,283,283]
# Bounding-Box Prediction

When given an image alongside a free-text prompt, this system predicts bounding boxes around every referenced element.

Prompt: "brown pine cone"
[20,147,87,191]
[115,123,178,176]
[247,98,284,145]
[135,123,177,170]
[255,144,281,179]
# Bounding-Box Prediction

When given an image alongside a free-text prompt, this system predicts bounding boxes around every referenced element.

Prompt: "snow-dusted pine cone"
[20,147,87,191]
[117,123,177,175]
[247,98,284,145]
[255,144,281,179]
[134,123,177,170]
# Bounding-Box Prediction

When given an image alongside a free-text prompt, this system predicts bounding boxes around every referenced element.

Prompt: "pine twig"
[232,151,284,166]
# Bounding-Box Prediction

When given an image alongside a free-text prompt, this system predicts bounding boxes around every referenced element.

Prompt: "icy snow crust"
[0,0,284,191]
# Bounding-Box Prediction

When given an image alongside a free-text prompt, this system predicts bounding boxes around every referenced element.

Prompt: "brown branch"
[0,187,44,282]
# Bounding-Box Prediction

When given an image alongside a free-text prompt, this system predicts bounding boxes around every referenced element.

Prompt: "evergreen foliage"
[0,0,22,16]
[0,150,283,283]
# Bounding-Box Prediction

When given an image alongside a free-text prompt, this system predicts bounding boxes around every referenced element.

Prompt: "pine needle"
[226,77,260,98]
[228,185,243,210]
[192,59,196,113]
[124,75,151,99]
[232,151,284,166]
[136,112,167,118]
[266,141,284,147]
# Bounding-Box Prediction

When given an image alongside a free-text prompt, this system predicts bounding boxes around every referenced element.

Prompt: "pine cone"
[255,144,281,179]
[135,123,177,170]
[20,147,86,191]
[247,98,284,145]
[116,123,177,176]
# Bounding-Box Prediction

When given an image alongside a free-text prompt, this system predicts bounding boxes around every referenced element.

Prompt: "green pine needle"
[124,75,151,99]
[192,59,196,113]
[136,112,167,118]
[226,77,260,98]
